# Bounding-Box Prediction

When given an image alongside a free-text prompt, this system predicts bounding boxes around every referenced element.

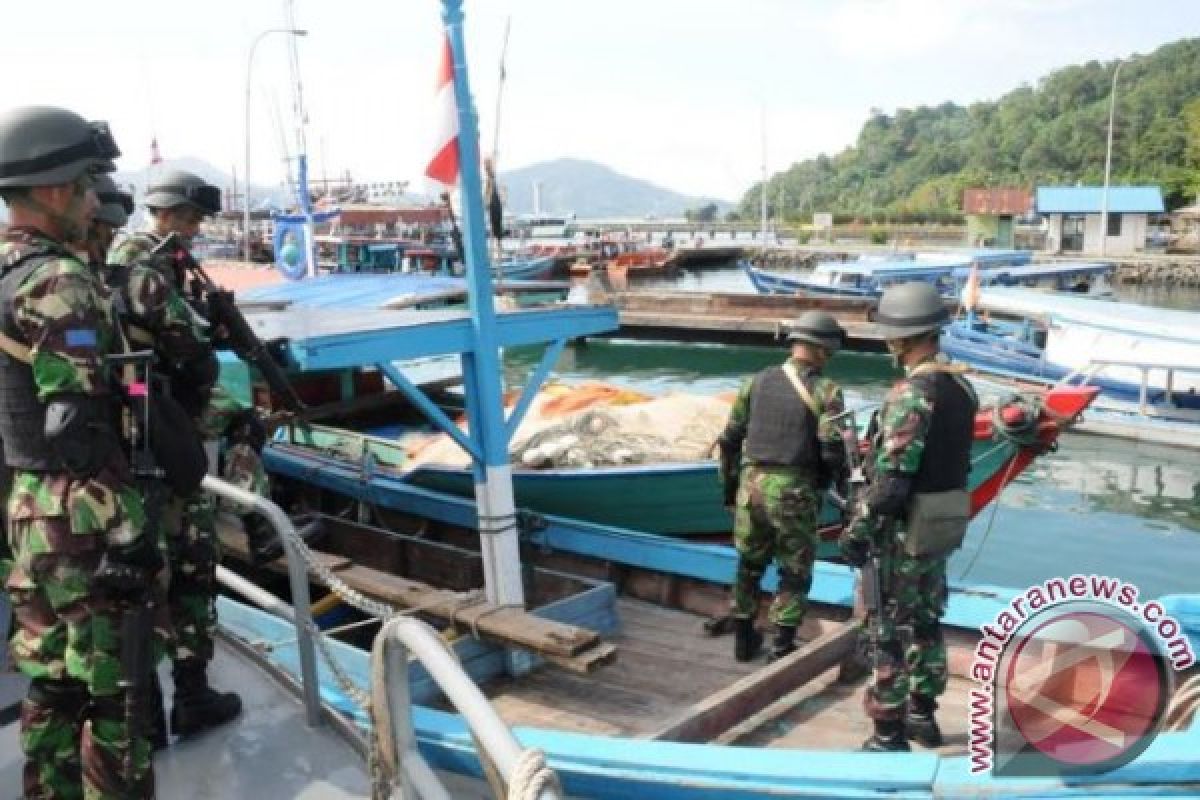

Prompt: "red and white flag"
[425,34,460,188]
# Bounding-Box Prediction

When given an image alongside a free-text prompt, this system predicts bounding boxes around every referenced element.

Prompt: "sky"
[5,0,1195,202]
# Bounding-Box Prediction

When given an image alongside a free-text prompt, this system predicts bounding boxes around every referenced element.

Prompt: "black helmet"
[787,310,846,352]
[0,106,119,188]
[874,281,951,339]
[144,169,221,215]
[93,174,133,228]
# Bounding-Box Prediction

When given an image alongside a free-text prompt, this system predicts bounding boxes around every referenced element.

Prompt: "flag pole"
[441,0,526,611]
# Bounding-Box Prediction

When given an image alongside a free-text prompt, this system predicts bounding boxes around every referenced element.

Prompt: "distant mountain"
[499,158,730,219]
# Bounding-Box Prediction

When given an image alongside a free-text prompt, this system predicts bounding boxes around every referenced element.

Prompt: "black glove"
[225,409,267,454]
[168,353,218,419]
[863,471,913,517]
[839,534,870,568]
[93,537,163,602]
[245,514,283,566]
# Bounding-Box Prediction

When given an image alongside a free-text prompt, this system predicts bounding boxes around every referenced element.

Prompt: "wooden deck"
[473,597,971,753]
[476,598,759,736]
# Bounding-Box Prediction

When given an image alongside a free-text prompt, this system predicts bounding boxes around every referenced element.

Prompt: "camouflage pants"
[166,387,269,666]
[864,543,949,722]
[731,467,818,628]
[5,472,154,799]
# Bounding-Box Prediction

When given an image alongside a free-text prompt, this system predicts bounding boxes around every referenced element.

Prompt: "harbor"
[3,3,1200,800]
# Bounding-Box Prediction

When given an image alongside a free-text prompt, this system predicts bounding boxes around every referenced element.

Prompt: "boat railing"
[371,615,561,800]
[205,474,560,799]
[1060,359,1200,415]
[203,475,323,727]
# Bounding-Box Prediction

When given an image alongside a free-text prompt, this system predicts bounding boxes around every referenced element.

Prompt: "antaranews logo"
[967,574,1194,777]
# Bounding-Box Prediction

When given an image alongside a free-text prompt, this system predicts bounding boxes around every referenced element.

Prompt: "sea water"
[503,266,1200,598]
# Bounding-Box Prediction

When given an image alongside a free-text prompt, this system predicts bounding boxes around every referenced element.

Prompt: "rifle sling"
[781,362,822,419]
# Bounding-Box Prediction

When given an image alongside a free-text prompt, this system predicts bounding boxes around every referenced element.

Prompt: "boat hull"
[271,387,1097,544]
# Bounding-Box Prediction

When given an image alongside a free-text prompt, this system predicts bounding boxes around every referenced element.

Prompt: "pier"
[587,284,890,351]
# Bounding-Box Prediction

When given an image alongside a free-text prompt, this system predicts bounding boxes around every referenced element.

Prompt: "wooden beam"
[649,623,858,744]
[217,521,608,664]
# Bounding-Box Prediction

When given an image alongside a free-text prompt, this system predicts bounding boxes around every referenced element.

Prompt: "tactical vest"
[743,365,819,471]
[0,236,71,470]
[909,370,977,493]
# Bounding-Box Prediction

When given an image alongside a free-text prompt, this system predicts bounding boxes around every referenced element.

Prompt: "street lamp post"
[1100,60,1123,258]
[244,27,307,262]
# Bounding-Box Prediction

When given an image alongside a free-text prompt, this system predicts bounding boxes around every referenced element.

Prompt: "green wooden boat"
[273,385,1093,542]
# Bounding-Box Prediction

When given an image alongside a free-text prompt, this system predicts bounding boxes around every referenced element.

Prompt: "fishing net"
[404,382,733,470]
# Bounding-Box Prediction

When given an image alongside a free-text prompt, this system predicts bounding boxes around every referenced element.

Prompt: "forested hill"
[740,37,1200,219]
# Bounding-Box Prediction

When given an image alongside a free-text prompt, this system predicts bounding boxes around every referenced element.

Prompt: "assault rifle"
[151,233,306,413]
[107,350,164,785]
[830,410,890,675]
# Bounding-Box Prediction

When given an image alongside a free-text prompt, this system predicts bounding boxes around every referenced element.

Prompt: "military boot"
[145,673,168,751]
[906,695,943,747]
[862,719,911,752]
[767,625,797,662]
[170,659,243,736]
[733,617,763,662]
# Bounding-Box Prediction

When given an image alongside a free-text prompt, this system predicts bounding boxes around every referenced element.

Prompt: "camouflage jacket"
[2,229,144,549]
[719,357,846,484]
[870,354,943,476]
[107,232,211,368]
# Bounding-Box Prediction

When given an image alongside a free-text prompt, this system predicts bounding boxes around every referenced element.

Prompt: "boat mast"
[487,17,512,261]
[441,0,527,613]
[491,16,511,167]
[760,106,768,249]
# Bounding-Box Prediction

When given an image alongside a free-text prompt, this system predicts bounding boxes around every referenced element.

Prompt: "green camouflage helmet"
[93,173,133,228]
[0,106,119,188]
[787,310,846,352]
[144,168,221,215]
[874,281,950,339]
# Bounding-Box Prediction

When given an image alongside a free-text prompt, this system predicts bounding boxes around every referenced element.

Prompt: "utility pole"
[1100,59,1124,257]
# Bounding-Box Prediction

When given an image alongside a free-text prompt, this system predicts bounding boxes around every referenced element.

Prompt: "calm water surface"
[504,265,1200,597]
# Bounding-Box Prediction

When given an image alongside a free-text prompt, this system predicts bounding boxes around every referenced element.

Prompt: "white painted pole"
[1100,60,1123,258]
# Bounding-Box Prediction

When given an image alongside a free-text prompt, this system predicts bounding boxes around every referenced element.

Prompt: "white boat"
[943,288,1200,447]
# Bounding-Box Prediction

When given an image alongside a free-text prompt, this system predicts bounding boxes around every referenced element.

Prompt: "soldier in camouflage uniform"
[0,106,158,799]
[106,169,273,738]
[78,174,133,268]
[839,281,978,752]
[718,312,849,662]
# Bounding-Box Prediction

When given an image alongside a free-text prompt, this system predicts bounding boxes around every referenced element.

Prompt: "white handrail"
[372,615,560,800]
[203,474,323,727]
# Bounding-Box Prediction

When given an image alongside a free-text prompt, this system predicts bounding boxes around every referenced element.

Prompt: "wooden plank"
[336,563,599,658]
[543,642,618,674]
[649,622,858,744]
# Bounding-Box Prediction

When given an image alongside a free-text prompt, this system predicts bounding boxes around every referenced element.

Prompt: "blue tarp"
[240,273,467,309]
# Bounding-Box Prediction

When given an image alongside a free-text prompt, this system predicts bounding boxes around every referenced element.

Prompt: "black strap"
[0,140,105,180]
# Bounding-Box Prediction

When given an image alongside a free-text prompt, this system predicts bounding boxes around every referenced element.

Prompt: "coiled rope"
[958,393,1050,581]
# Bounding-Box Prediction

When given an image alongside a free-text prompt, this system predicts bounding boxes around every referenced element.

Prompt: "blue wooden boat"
[744,252,1111,300]
[11,4,1184,796]
[494,253,559,280]
[942,288,1200,448]
[208,503,1200,799]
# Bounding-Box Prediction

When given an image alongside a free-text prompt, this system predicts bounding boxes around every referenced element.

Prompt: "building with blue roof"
[1036,186,1164,256]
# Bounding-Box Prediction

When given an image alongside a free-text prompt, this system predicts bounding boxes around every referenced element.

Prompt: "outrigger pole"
[441,0,527,611]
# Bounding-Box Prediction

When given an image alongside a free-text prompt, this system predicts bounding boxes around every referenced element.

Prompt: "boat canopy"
[976,287,1200,345]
